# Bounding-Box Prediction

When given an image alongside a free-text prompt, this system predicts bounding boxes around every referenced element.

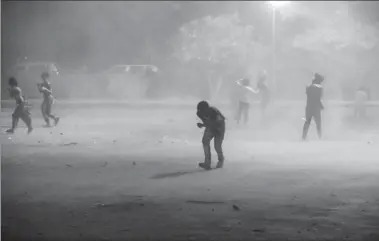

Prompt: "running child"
[6,77,33,134]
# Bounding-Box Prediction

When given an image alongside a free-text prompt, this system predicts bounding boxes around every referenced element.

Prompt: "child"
[37,72,60,127]
[302,73,324,140]
[196,101,226,170]
[354,86,368,119]
[235,78,258,125]
[256,71,270,116]
[6,77,33,134]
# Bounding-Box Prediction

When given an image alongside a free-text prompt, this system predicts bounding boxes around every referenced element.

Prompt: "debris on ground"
[186,200,224,205]
[232,204,240,211]
[62,142,78,146]
[93,203,105,208]
[252,228,265,233]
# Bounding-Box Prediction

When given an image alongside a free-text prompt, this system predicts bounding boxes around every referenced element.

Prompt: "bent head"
[41,72,49,82]
[259,70,267,80]
[197,100,209,112]
[312,73,324,85]
[8,77,18,87]
[241,78,250,86]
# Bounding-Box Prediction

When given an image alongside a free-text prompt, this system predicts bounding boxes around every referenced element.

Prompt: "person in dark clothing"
[38,72,59,127]
[6,77,33,134]
[196,101,226,170]
[302,73,325,140]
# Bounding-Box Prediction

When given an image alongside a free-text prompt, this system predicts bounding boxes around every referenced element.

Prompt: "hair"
[258,76,265,85]
[8,77,18,86]
[197,100,209,110]
[241,78,250,86]
[313,73,324,84]
[41,72,50,79]
[259,70,267,79]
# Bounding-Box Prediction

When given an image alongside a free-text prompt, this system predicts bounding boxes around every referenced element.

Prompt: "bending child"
[196,101,226,170]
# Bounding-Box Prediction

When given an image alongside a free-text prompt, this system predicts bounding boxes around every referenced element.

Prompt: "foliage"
[275,1,377,54]
[174,13,254,64]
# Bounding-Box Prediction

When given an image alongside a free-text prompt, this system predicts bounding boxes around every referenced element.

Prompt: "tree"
[283,1,379,99]
[172,12,269,100]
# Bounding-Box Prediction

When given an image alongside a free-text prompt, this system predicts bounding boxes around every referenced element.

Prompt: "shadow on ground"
[150,169,206,179]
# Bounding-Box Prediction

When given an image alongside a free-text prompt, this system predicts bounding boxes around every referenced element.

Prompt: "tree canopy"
[3,1,379,99]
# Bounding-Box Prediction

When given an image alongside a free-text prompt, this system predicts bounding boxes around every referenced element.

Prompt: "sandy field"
[1,103,379,241]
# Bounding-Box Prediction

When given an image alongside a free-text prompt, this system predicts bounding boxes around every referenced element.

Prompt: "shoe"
[198,162,211,170]
[27,127,33,134]
[54,117,60,126]
[6,128,14,134]
[42,124,52,128]
[216,161,224,169]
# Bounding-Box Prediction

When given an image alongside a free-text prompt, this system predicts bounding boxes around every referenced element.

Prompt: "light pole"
[267,1,290,96]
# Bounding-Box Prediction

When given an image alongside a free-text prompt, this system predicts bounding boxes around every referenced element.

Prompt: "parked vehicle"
[98,64,159,99]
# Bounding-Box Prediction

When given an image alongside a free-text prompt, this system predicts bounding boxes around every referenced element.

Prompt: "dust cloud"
[1,1,378,139]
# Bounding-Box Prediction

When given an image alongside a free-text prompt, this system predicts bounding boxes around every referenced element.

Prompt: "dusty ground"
[1,103,379,241]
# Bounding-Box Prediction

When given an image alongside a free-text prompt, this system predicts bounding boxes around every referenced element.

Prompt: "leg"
[200,128,214,170]
[20,108,33,134]
[7,105,23,133]
[261,99,268,117]
[236,101,243,124]
[6,114,19,133]
[242,102,249,125]
[45,98,59,125]
[302,108,313,140]
[354,105,359,118]
[361,105,366,118]
[314,110,322,139]
[41,100,50,126]
[214,124,225,168]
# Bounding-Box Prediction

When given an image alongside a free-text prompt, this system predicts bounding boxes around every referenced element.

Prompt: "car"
[99,64,159,99]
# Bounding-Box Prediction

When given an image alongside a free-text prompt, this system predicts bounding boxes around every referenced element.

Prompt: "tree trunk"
[206,71,213,100]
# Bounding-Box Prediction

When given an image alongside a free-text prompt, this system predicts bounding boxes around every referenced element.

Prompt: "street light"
[267,1,290,96]
[268,1,291,8]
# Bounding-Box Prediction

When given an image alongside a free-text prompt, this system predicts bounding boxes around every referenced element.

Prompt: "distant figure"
[6,77,33,134]
[235,78,258,125]
[256,71,270,116]
[354,86,368,119]
[302,73,325,141]
[37,72,60,127]
[196,100,226,170]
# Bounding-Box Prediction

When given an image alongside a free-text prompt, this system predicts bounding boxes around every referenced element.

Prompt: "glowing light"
[268,1,291,8]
